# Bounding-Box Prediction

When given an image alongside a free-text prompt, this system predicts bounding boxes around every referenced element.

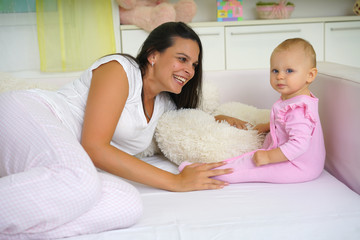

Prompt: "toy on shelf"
[116,0,197,32]
[256,0,295,19]
[217,0,243,22]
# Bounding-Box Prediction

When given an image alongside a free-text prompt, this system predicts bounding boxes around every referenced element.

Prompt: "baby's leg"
[213,151,308,183]
[212,152,258,183]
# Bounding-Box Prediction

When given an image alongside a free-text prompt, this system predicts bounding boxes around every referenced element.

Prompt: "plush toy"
[137,82,271,165]
[116,0,197,32]
[155,105,269,165]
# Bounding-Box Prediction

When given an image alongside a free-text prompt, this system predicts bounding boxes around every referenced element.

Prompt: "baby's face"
[270,46,313,100]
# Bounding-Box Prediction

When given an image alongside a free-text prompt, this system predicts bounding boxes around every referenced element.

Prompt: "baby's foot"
[178,161,192,172]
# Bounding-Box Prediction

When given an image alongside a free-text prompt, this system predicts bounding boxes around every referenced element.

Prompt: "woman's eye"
[286,69,294,73]
[178,57,186,62]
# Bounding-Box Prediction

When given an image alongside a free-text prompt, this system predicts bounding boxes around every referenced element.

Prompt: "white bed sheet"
[67,154,360,240]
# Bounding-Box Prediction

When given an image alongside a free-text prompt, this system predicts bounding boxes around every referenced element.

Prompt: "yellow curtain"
[36,0,116,72]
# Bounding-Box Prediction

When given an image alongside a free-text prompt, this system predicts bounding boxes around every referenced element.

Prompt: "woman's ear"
[307,67,318,84]
[147,52,158,66]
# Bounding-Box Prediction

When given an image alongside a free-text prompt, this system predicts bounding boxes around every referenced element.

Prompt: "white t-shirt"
[33,55,175,155]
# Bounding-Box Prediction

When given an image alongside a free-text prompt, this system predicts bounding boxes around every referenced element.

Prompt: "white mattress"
[67,154,360,240]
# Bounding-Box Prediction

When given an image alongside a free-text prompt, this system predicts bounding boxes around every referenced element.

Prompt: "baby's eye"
[286,69,294,73]
[271,69,279,73]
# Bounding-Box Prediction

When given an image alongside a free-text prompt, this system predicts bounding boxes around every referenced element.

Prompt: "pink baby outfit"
[180,93,326,184]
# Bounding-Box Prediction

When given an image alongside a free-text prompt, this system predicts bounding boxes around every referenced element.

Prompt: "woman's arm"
[81,61,232,192]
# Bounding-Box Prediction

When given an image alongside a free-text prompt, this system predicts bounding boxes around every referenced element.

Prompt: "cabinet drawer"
[193,27,225,71]
[225,23,324,70]
[325,21,360,68]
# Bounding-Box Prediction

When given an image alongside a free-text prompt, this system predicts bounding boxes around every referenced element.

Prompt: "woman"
[0,22,232,239]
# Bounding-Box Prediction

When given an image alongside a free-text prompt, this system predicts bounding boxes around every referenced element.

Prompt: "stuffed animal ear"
[198,81,220,114]
[174,0,197,23]
[116,0,137,10]
[119,1,177,32]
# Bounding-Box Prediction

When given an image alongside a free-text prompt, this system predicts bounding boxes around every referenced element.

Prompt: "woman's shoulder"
[93,54,139,72]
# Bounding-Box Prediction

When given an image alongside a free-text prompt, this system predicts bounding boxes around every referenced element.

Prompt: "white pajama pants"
[0,91,143,239]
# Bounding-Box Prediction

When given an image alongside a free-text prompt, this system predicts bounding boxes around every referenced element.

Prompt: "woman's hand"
[174,162,233,191]
[214,115,250,130]
[253,122,270,134]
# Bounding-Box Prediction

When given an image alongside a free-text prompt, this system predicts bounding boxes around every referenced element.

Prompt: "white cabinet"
[120,18,359,71]
[193,27,225,71]
[225,23,324,70]
[121,29,148,57]
[325,21,360,68]
[121,27,225,71]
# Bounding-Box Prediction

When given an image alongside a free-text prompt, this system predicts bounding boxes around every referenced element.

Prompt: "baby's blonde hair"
[272,38,317,68]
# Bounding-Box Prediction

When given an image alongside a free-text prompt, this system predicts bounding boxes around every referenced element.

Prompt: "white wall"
[0,13,39,72]
[0,0,357,72]
[0,0,120,73]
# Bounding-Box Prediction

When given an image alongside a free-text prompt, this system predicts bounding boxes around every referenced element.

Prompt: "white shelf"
[120,16,360,30]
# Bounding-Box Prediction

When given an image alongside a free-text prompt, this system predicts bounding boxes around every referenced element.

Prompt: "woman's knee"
[101,173,143,227]
[121,184,143,227]
[56,164,102,209]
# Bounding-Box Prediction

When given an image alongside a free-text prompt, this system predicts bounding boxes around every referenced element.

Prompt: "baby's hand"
[253,123,270,134]
[214,115,250,130]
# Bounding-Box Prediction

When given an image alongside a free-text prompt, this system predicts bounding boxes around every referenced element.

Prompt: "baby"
[180,38,326,184]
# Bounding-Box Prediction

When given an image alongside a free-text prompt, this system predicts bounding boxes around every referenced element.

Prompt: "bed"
[2,62,360,240]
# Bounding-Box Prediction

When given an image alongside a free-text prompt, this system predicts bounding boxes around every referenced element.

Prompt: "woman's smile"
[173,74,187,85]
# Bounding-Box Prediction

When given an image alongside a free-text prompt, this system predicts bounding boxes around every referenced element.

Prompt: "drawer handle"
[230,29,301,35]
[330,27,360,31]
[198,33,221,36]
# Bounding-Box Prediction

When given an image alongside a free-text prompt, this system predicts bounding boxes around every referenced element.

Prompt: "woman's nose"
[185,64,195,78]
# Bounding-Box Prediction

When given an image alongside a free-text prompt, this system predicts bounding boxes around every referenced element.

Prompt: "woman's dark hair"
[136,22,203,109]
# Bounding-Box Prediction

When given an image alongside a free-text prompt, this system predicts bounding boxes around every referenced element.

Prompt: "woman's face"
[152,37,200,94]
